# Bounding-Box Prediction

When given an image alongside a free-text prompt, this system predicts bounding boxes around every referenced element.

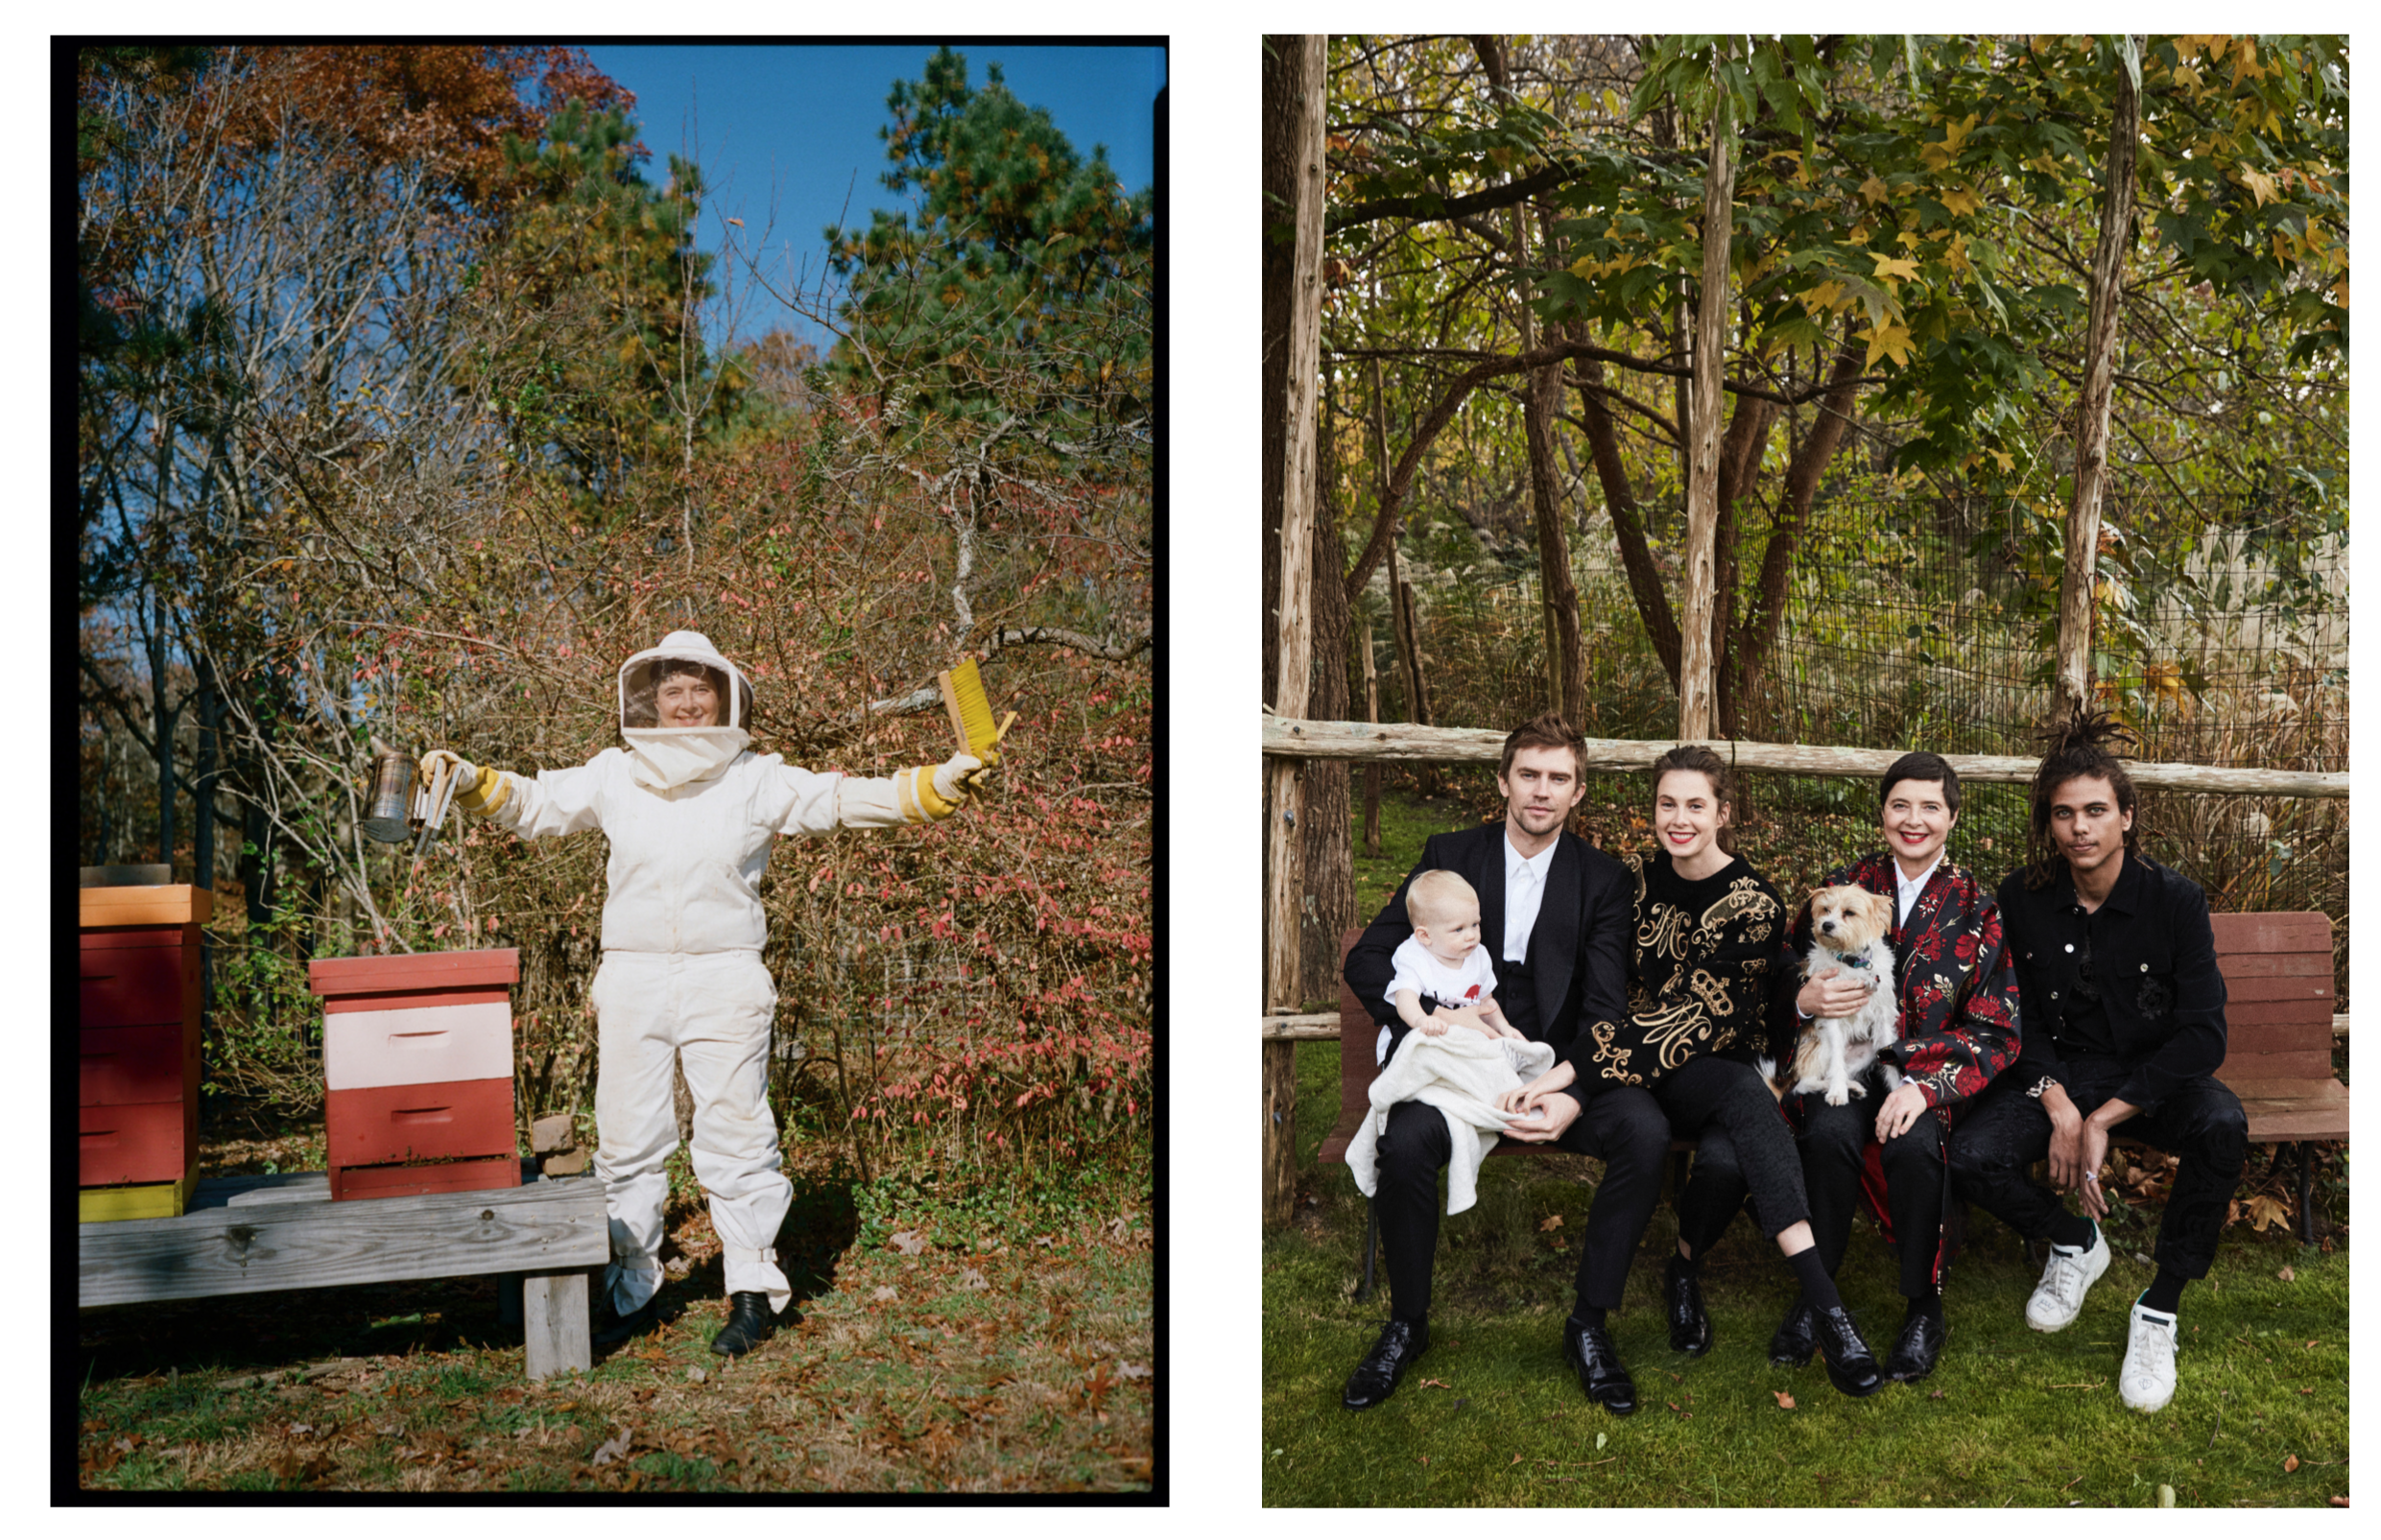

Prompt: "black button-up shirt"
[1995,852,2228,1114]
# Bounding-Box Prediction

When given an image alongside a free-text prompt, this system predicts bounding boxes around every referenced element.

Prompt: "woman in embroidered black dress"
[1674,750,2021,1386]
[1508,746,1885,1401]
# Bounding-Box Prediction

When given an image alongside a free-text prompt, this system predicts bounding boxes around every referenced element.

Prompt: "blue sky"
[580,43,1164,351]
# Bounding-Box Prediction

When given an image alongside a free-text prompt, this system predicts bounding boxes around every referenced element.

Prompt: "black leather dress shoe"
[1768,1298,1816,1367]
[1664,1257,1712,1357]
[1810,1304,1886,1398]
[710,1291,776,1357]
[1342,1319,1428,1410]
[1885,1308,1947,1382]
[1561,1316,1637,1416]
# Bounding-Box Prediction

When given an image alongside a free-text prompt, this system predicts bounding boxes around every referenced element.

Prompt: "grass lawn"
[77,1122,1154,1493]
[1263,789,2348,1507]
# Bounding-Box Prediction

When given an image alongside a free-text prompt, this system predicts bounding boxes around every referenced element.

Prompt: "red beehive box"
[78,897,208,1212]
[307,949,520,1200]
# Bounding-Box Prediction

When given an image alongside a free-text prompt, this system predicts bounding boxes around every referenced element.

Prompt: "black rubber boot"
[709,1291,775,1357]
[593,1296,658,1351]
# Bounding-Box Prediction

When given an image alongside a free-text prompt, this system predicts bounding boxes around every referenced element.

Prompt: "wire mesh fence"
[1354,484,2348,1003]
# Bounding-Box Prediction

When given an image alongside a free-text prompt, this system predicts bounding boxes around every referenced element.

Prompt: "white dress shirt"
[1503,834,1559,962]
[1894,853,1944,929]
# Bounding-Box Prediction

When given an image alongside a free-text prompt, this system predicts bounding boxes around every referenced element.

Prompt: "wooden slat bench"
[2197,912,2345,1244]
[78,1163,610,1380]
[1315,912,2347,1293]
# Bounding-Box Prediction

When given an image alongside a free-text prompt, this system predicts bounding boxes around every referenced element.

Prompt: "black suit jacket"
[1344,821,1631,1070]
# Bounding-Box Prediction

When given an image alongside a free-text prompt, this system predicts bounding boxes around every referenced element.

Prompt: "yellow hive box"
[79,885,213,929]
[79,1167,200,1222]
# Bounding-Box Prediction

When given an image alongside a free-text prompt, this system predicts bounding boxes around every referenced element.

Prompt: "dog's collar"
[1832,952,1877,970]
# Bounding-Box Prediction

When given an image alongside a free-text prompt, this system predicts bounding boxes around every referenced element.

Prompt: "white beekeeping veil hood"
[617,629,754,791]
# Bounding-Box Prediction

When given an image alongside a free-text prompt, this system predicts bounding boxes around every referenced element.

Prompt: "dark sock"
[2049,1211,2097,1251]
[1391,1310,1427,1330]
[2141,1269,2186,1315]
[1785,1246,1842,1315]
[1572,1301,1608,1328]
[1671,1249,1701,1276]
[1904,1292,1944,1327]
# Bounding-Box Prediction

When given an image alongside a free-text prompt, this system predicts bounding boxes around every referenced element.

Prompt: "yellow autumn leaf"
[1848,223,1872,247]
[1871,252,1920,283]
[2332,273,2348,308]
[1569,255,1603,279]
[1988,448,2015,472]
[1945,232,1973,277]
[2238,165,2279,205]
[1860,173,1890,206]
[1860,321,1914,368]
[1799,279,1847,314]
[1940,184,1981,217]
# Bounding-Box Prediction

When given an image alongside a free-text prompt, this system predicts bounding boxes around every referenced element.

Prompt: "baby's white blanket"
[1345,1031,1558,1216]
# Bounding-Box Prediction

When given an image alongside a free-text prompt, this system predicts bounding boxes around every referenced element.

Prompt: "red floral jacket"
[1775,852,2020,1124]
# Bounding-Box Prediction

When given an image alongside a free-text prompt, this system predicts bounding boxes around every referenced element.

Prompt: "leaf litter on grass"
[82,1157,1153,1493]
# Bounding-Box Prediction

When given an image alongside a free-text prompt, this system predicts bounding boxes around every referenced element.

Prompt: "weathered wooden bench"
[2196,912,2345,1244]
[1311,912,2346,1293]
[77,1162,610,1380]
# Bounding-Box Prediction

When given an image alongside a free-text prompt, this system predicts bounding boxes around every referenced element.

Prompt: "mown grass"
[1264,1079,2345,1507]
[1263,789,2348,1507]
[77,1126,1154,1493]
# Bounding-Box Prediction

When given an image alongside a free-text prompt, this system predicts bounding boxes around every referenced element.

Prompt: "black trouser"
[1947,1056,2247,1279]
[1799,1075,1947,1299]
[1685,1064,1947,1297]
[1657,1055,1810,1250]
[1373,1080,1669,1319]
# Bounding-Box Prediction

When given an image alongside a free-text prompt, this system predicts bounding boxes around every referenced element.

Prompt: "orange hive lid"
[307,947,521,997]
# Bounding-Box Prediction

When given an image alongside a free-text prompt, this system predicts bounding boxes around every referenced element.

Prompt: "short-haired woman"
[1677,751,2019,1386]
[1507,746,1886,1401]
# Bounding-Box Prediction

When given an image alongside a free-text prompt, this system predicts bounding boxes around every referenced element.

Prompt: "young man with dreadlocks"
[1946,713,2246,1412]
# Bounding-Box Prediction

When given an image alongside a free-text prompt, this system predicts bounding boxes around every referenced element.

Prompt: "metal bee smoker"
[363,738,464,858]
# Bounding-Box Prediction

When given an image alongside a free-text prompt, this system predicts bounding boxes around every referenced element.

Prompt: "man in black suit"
[1339,713,1650,1414]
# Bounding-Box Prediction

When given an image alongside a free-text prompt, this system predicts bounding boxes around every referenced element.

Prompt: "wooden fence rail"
[1261,715,2349,799]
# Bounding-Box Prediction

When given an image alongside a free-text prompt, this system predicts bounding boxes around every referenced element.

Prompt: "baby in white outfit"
[1384,868,1526,1053]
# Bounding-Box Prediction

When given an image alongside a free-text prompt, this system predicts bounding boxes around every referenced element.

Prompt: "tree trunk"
[1573,353,1681,687]
[1711,388,1778,736]
[1525,338,1586,728]
[2058,37,2141,718]
[1264,32,1327,1228]
[1360,621,1382,855]
[1733,337,1865,723]
[1298,361,1355,1006]
[1259,36,1312,705]
[149,588,176,873]
[1679,76,1736,740]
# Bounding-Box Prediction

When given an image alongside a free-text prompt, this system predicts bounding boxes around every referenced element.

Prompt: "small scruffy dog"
[1764,885,1902,1105]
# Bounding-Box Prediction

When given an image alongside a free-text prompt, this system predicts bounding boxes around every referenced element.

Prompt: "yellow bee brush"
[937,658,1012,783]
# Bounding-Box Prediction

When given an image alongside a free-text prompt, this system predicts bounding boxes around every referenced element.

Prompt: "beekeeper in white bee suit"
[419,630,985,1358]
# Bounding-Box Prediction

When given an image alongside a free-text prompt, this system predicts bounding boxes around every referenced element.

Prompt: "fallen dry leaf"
[1418,1455,1430,1466]
[961,1268,989,1291]
[1418,1378,1453,1390]
[589,1427,633,1467]
[2284,1454,2299,1473]
[2277,1265,2296,1282]
[872,1286,899,1303]
[1537,1214,1564,1232]
[1118,1362,1151,1380]
[890,1230,928,1256]
[2326,1496,2346,1508]
[1773,1389,1797,1410]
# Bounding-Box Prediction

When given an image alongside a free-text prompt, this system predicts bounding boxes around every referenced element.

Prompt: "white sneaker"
[2025,1225,2109,1331]
[2120,1300,2179,1412]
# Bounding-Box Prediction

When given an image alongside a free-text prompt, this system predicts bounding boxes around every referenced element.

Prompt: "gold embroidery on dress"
[1693,876,1778,952]
[1639,903,1690,961]
[1638,1002,1716,1073]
